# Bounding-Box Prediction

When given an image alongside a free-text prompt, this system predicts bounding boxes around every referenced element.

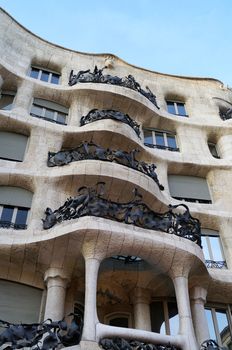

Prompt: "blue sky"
[0,0,231,85]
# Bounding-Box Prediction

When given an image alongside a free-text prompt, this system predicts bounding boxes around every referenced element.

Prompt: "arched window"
[0,186,33,229]
[0,131,28,162]
[0,279,42,323]
[168,175,212,204]
[30,98,68,125]
[104,312,132,328]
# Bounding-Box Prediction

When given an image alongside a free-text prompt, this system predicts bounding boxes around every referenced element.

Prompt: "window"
[150,300,179,336]
[168,175,212,204]
[105,312,132,328]
[0,186,33,230]
[143,129,179,151]
[0,131,28,162]
[202,229,226,269]
[0,91,15,110]
[208,142,220,159]
[166,101,187,117]
[205,305,232,349]
[29,66,60,84]
[30,98,68,125]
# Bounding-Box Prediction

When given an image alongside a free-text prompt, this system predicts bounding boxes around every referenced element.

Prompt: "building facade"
[1,7,232,350]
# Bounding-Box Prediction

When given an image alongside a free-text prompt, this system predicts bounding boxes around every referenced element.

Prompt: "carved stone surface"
[47,141,164,190]
[69,66,160,109]
[42,183,201,247]
[99,337,180,350]
[219,108,232,120]
[200,339,225,350]
[80,109,141,138]
[0,314,82,349]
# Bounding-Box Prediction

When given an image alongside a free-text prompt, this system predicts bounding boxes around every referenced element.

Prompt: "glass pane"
[15,208,28,226]
[144,130,153,145]
[150,301,165,334]
[0,95,14,110]
[202,236,211,260]
[44,108,55,120]
[210,237,224,261]
[1,206,14,222]
[109,317,128,328]
[209,143,219,158]
[30,68,39,79]
[167,101,176,114]
[51,74,60,84]
[167,135,177,149]
[155,132,165,146]
[216,309,231,348]
[205,309,217,341]
[56,113,66,124]
[177,103,186,116]
[31,104,43,117]
[40,71,49,82]
[168,302,179,335]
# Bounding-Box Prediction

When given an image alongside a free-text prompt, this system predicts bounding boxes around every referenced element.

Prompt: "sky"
[0,0,231,85]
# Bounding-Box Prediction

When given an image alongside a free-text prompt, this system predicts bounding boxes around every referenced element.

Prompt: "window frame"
[202,230,227,269]
[0,204,29,230]
[166,100,188,117]
[208,142,220,159]
[29,66,60,85]
[104,312,132,328]
[0,91,16,111]
[151,298,179,336]
[30,100,68,125]
[143,128,179,152]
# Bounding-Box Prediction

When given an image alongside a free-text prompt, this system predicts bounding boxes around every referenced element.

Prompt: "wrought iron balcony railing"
[205,260,227,269]
[0,221,27,230]
[144,143,180,152]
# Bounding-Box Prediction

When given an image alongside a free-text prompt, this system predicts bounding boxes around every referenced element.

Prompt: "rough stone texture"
[0,7,232,350]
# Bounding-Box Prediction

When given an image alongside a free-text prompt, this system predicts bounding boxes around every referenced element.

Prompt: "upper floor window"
[205,305,232,349]
[166,101,187,117]
[0,91,16,110]
[202,229,226,269]
[208,142,220,159]
[0,186,33,230]
[168,175,212,204]
[29,67,60,84]
[143,129,179,151]
[0,131,28,162]
[30,98,68,125]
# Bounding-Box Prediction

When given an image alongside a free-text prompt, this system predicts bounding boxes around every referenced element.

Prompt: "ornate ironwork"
[205,260,227,269]
[47,141,164,190]
[80,109,141,138]
[42,183,201,247]
[0,221,27,230]
[200,339,226,350]
[100,338,180,350]
[0,314,82,349]
[68,66,160,109]
[219,108,232,120]
[144,143,180,152]
[111,255,142,264]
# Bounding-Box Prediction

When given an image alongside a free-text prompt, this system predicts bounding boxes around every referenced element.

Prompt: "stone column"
[82,257,101,342]
[44,268,69,321]
[173,276,199,350]
[132,287,151,331]
[190,286,210,346]
[13,79,34,114]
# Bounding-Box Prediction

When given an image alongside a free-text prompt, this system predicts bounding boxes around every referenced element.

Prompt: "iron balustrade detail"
[100,338,180,350]
[0,221,27,230]
[80,108,141,138]
[173,197,212,204]
[219,108,232,121]
[68,66,160,109]
[144,143,180,152]
[0,314,82,349]
[205,260,227,269]
[201,339,226,350]
[47,141,164,190]
[42,183,202,247]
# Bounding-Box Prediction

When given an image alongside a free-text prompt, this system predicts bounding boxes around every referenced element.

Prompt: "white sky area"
[0,0,231,85]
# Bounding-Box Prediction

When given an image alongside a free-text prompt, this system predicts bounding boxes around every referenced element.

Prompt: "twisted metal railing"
[99,337,180,350]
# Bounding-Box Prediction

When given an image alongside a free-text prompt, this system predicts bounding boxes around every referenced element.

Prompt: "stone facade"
[0,7,232,350]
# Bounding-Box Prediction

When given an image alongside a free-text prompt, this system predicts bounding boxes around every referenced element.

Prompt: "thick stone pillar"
[190,286,210,345]
[13,79,34,114]
[173,276,199,350]
[82,257,100,342]
[132,287,151,331]
[44,268,69,321]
